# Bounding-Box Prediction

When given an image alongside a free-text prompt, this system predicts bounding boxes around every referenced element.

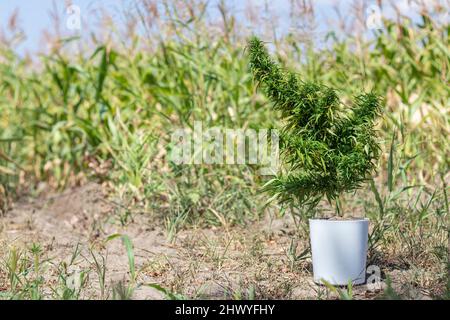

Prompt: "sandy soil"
[0,183,433,300]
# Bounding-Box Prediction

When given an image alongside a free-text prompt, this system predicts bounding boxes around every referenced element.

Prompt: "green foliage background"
[0,1,448,299]
[0,2,448,226]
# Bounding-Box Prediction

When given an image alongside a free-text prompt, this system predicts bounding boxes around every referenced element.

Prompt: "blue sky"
[0,1,352,52]
[0,0,445,54]
[0,0,120,51]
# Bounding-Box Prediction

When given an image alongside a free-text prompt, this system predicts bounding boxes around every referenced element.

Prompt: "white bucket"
[309,218,369,286]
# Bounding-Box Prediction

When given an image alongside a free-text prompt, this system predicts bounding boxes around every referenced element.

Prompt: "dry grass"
[0,183,447,300]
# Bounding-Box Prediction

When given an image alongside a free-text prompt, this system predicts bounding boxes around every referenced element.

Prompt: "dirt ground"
[0,183,435,300]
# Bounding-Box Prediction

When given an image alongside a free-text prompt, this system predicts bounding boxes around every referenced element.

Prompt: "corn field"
[0,0,448,300]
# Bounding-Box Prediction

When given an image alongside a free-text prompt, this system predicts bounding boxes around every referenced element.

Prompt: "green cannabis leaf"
[248,36,382,215]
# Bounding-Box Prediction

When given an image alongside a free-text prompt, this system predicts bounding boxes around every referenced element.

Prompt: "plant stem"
[335,197,342,217]
[290,204,300,231]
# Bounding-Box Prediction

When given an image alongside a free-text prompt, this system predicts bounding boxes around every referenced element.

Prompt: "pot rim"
[309,217,369,223]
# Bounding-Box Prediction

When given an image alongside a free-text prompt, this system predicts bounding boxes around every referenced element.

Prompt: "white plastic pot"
[309,218,369,286]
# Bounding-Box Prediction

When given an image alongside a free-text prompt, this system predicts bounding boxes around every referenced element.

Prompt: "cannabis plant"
[248,37,382,215]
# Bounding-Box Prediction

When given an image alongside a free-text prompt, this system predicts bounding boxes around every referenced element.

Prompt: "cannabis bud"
[248,36,382,214]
